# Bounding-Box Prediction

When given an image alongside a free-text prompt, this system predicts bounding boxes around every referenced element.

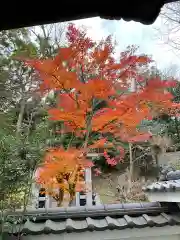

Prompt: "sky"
[69,13,180,76]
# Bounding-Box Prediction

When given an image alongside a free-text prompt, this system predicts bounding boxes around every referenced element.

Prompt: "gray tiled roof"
[158,165,180,181]
[143,165,180,192]
[5,202,180,235]
[166,170,180,181]
[143,180,180,192]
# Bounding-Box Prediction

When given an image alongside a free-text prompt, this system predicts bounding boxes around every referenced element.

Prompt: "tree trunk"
[175,116,180,141]
[16,98,26,138]
[56,189,64,207]
[151,146,160,180]
[83,115,92,150]
[128,77,136,192]
[128,143,133,193]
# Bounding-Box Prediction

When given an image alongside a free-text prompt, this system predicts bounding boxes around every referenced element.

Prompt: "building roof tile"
[144,165,180,192]
[143,180,180,192]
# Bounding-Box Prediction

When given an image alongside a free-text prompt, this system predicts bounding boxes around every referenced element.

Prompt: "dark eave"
[0,0,179,31]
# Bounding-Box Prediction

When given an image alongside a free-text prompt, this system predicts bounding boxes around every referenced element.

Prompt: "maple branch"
[83,114,93,151]
[79,64,86,83]
[95,119,117,133]
[128,143,133,192]
[67,132,75,149]
[133,147,151,164]
[52,74,80,108]
[82,97,103,151]
[116,55,146,94]
[94,104,132,133]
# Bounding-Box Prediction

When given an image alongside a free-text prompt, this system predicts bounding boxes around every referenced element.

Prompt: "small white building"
[29,152,103,209]
[30,165,101,209]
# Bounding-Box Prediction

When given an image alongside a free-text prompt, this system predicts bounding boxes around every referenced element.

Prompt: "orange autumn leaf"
[57,93,78,111]
[75,181,86,192]
[88,138,113,149]
[128,132,152,143]
[54,47,77,64]
[48,108,86,129]
[92,45,110,64]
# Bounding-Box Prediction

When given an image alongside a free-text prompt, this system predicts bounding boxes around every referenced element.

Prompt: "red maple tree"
[20,23,178,206]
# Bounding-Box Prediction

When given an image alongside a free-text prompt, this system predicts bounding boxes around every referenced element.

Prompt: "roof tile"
[150,213,169,226]
[142,214,155,226]
[116,217,128,229]
[161,213,176,225]
[86,205,105,212]
[130,216,148,228]
[123,203,142,209]
[169,214,180,224]
[159,165,180,181]
[141,202,161,208]
[105,216,120,229]
[47,220,66,233]
[124,215,134,227]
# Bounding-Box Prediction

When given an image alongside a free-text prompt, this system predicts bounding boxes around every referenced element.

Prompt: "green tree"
[0,24,67,214]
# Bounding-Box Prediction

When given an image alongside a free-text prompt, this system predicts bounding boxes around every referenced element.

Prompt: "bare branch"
[157,2,180,53]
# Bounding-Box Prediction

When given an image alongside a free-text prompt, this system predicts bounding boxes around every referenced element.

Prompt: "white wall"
[147,191,180,203]
[158,151,180,166]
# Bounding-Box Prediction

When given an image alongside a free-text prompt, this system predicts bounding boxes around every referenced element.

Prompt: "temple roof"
[1,0,179,30]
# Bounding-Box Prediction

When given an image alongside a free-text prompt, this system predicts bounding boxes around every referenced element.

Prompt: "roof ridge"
[5,202,168,221]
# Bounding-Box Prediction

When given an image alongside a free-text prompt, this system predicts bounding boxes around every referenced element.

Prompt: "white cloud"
[71,17,109,41]
[70,14,180,75]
